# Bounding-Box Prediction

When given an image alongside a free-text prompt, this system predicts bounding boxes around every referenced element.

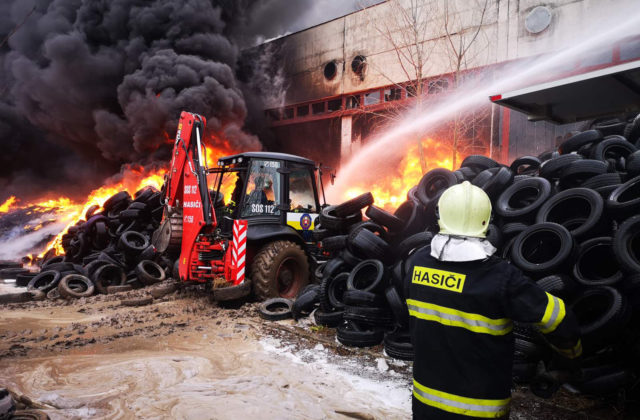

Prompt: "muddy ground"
[0,283,629,419]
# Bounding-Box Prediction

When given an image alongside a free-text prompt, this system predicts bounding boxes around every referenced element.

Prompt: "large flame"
[342,137,458,210]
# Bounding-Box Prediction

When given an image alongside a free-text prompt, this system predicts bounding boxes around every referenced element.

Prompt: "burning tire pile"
[0,187,176,304]
[283,116,640,398]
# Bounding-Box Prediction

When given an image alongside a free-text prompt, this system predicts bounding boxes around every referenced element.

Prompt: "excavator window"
[289,164,317,213]
[241,159,281,217]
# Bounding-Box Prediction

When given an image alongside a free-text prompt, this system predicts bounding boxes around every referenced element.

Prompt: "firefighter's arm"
[502,269,582,360]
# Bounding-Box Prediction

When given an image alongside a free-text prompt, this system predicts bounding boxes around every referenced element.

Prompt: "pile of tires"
[9,186,173,301]
[291,114,640,396]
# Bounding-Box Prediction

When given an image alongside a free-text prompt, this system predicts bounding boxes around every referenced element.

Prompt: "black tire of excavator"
[250,240,310,301]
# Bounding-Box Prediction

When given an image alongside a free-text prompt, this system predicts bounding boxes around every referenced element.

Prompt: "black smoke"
[0,0,261,202]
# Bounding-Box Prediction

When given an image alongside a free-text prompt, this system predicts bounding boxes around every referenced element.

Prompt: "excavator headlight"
[238,157,243,163]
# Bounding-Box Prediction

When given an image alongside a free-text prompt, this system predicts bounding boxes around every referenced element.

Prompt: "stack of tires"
[292,114,640,396]
[12,187,171,301]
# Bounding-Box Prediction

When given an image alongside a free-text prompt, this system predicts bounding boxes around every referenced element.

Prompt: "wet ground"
[0,280,628,419]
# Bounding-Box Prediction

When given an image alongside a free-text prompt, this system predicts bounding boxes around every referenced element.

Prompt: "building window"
[266,109,280,121]
[327,99,341,112]
[406,85,417,97]
[282,108,294,120]
[384,88,402,102]
[346,95,361,109]
[364,91,380,106]
[312,102,325,115]
[351,55,367,78]
[297,105,309,117]
[324,61,338,80]
[428,78,449,94]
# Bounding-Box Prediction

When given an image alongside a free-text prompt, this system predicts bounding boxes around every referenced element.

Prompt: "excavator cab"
[208,152,328,299]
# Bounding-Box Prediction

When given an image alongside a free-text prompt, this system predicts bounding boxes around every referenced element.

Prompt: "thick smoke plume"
[0,0,261,202]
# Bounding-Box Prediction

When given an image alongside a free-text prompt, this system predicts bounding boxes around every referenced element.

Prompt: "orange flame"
[0,196,18,213]
[343,137,457,210]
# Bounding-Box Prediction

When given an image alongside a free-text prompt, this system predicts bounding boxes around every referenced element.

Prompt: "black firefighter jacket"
[405,245,581,420]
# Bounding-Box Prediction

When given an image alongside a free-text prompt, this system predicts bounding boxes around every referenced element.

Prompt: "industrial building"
[257,0,640,169]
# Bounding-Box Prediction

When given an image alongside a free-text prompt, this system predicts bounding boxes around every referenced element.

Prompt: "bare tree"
[362,0,492,171]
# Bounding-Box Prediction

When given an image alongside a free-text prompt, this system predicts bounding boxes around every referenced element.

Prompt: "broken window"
[288,164,317,213]
[327,99,341,112]
[346,95,361,109]
[351,55,366,78]
[312,102,325,115]
[297,105,309,117]
[384,88,402,102]
[364,91,380,106]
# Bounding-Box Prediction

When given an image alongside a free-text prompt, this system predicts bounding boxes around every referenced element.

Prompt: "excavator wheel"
[251,240,309,300]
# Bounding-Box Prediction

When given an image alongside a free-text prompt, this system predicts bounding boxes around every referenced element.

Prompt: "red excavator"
[153,111,330,302]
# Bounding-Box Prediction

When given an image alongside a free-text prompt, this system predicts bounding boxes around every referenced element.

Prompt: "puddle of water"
[0,279,26,294]
[0,328,411,419]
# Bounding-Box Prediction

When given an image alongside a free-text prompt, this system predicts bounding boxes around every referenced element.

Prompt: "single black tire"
[58,274,95,298]
[573,237,623,287]
[539,154,584,180]
[481,167,514,200]
[327,272,349,310]
[348,221,388,241]
[93,264,126,294]
[259,298,293,321]
[558,160,608,189]
[41,256,65,268]
[333,192,374,217]
[292,285,320,319]
[321,235,348,252]
[607,175,640,219]
[570,286,626,345]
[626,150,640,177]
[348,228,390,261]
[251,240,310,300]
[385,286,409,328]
[510,156,541,175]
[471,167,499,188]
[510,223,574,275]
[384,330,414,360]
[27,271,61,293]
[365,205,405,232]
[135,260,166,286]
[347,260,386,293]
[392,199,426,237]
[559,130,603,154]
[580,173,622,189]
[319,205,361,232]
[340,248,363,267]
[613,215,640,272]
[416,168,458,207]
[118,231,149,256]
[320,271,345,311]
[460,155,499,172]
[337,321,384,347]
[103,191,132,213]
[590,136,637,162]
[313,309,344,327]
[536,188,604,239]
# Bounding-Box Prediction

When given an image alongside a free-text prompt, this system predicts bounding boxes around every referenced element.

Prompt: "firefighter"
[405,181,581,420]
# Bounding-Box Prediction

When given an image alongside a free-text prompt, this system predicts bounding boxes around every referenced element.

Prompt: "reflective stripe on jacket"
[405,246,580,419]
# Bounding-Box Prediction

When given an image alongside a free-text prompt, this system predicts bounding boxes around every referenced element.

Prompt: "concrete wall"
[265,0,636,106]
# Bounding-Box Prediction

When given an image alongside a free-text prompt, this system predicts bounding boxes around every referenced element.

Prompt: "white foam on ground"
[259,335,412,415]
